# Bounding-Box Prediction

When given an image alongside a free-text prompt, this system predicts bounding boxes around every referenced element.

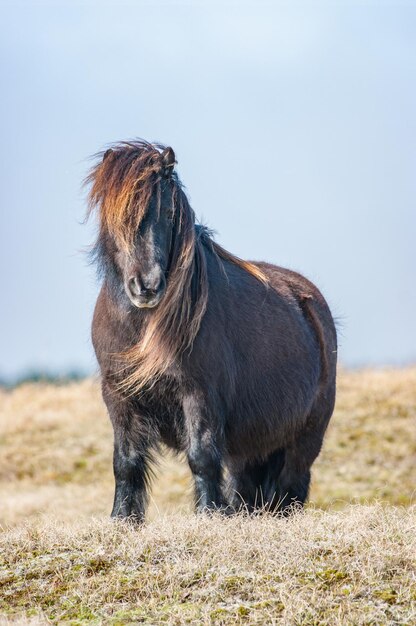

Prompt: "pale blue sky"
[1,0,415,380]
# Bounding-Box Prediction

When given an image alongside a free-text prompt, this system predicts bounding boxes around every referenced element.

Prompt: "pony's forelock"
[85,140,175,250]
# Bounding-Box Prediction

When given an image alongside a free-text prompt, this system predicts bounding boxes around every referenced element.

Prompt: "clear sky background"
[1,0,415,380]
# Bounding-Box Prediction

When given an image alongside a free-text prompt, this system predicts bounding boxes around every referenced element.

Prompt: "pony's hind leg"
[276,430,326,515]
[228,449,285,513]
[276,394,335,515]
[261,448,287,512]
[228,460,267,513]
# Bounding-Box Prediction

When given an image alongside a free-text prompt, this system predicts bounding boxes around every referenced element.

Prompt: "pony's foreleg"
[111,432,152,522]
[183,394,226,512]
[103,386,151,522]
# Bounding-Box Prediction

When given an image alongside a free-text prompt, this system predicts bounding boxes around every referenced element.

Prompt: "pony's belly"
[157,410,186,453]
[224,400,311,461]
[159,429,185,452]
[225,421,289,461]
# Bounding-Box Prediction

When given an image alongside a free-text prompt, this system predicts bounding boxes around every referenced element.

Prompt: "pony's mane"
[86,140,267,394]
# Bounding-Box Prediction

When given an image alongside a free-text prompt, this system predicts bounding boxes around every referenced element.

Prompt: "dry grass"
[1,506,415,625]
[0,368,415,624]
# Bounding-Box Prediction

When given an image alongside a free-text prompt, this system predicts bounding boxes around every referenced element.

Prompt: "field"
[0,369,415,624]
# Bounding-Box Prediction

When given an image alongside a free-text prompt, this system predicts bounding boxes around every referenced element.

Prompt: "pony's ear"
[161,147,176,175]
[103,148,113,161]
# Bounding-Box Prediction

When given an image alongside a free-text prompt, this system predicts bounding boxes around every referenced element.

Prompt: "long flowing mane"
[86,140,267,394]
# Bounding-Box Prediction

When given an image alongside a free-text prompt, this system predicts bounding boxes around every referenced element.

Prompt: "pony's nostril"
[128,277,141,297]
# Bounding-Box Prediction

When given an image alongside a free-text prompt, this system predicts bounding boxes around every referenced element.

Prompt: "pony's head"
[86,139,267,394]
[86,140,190,310]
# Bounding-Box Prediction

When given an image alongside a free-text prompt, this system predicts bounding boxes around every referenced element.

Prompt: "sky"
[1,0,415,380]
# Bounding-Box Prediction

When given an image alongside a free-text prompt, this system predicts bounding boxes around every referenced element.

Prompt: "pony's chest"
[141,371,187,452]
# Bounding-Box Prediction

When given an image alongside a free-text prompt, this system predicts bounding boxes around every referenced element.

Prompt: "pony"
[86,140,337,520]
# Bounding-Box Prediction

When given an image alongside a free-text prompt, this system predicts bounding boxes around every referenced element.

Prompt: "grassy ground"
[0,368,415,624]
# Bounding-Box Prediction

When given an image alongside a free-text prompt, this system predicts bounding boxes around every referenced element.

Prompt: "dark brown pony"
[86,140,337,520]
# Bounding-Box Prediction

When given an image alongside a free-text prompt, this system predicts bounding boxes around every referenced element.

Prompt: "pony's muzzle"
[126,274,166,309]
